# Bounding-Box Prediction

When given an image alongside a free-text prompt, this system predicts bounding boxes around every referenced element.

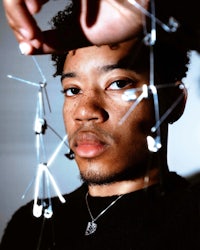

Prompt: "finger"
[3,0,43,42]
[19,28,91,55]
[25,0,48,14]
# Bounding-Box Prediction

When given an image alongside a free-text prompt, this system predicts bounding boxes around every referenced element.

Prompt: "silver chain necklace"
[85,192,123,236]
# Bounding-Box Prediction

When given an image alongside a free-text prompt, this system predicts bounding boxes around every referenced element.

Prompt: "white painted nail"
[19,42,32,55]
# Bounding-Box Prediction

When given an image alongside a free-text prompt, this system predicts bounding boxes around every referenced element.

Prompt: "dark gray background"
[1,0,200,240]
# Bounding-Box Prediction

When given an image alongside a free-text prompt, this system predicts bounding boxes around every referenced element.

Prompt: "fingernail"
[19,42,32,55]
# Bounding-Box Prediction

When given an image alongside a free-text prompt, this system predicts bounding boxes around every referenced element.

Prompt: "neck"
[88,168,160,197]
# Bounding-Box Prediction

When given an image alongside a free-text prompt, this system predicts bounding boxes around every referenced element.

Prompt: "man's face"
[61,39,156,185]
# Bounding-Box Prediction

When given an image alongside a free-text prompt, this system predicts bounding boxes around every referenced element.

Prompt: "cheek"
[116,99,155,133]
[110,102,155,159]
[108,99,134,124]
[62,101,74,132]
[62,102,67,126]
[138,99,156,128]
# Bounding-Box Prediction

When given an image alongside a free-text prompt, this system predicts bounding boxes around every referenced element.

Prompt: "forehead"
[63,39,149,73]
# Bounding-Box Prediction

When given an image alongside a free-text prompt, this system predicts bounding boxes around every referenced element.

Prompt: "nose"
[74,92,109,123]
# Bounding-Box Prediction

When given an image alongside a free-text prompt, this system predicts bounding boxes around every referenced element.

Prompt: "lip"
[72,132,108,158]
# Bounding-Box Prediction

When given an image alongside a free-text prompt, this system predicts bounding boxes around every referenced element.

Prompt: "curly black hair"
[50,1,189,83]
[50,1,73,77]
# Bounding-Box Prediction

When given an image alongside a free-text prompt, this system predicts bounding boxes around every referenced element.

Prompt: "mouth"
[72,131,109,158]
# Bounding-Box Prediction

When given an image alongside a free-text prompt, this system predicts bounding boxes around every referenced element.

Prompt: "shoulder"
[0,184,87,249]
[163,172,200,202]
[10,183,87,221]
[159,172,200,220]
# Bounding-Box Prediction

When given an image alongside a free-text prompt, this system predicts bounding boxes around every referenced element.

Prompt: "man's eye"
[62,87,81,97]
[108,80,136,90]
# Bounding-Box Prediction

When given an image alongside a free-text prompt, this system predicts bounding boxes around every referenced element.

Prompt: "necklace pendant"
[85,221,97,236]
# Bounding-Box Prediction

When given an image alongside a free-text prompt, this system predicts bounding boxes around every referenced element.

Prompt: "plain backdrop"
[1,0,200,240]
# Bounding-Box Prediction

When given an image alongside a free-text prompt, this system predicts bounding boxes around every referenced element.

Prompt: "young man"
[1,8,200,250]
[1,40,200,250]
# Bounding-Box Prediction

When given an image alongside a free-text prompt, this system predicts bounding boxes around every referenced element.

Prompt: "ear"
[158,81,187,124]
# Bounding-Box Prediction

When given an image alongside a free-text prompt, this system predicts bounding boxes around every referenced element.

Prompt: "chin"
[79,164,147,186]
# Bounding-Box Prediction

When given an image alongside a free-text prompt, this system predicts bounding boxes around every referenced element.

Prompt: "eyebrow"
[61,62,133,82]
[61,72,76,82]
[101,63,122,72]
